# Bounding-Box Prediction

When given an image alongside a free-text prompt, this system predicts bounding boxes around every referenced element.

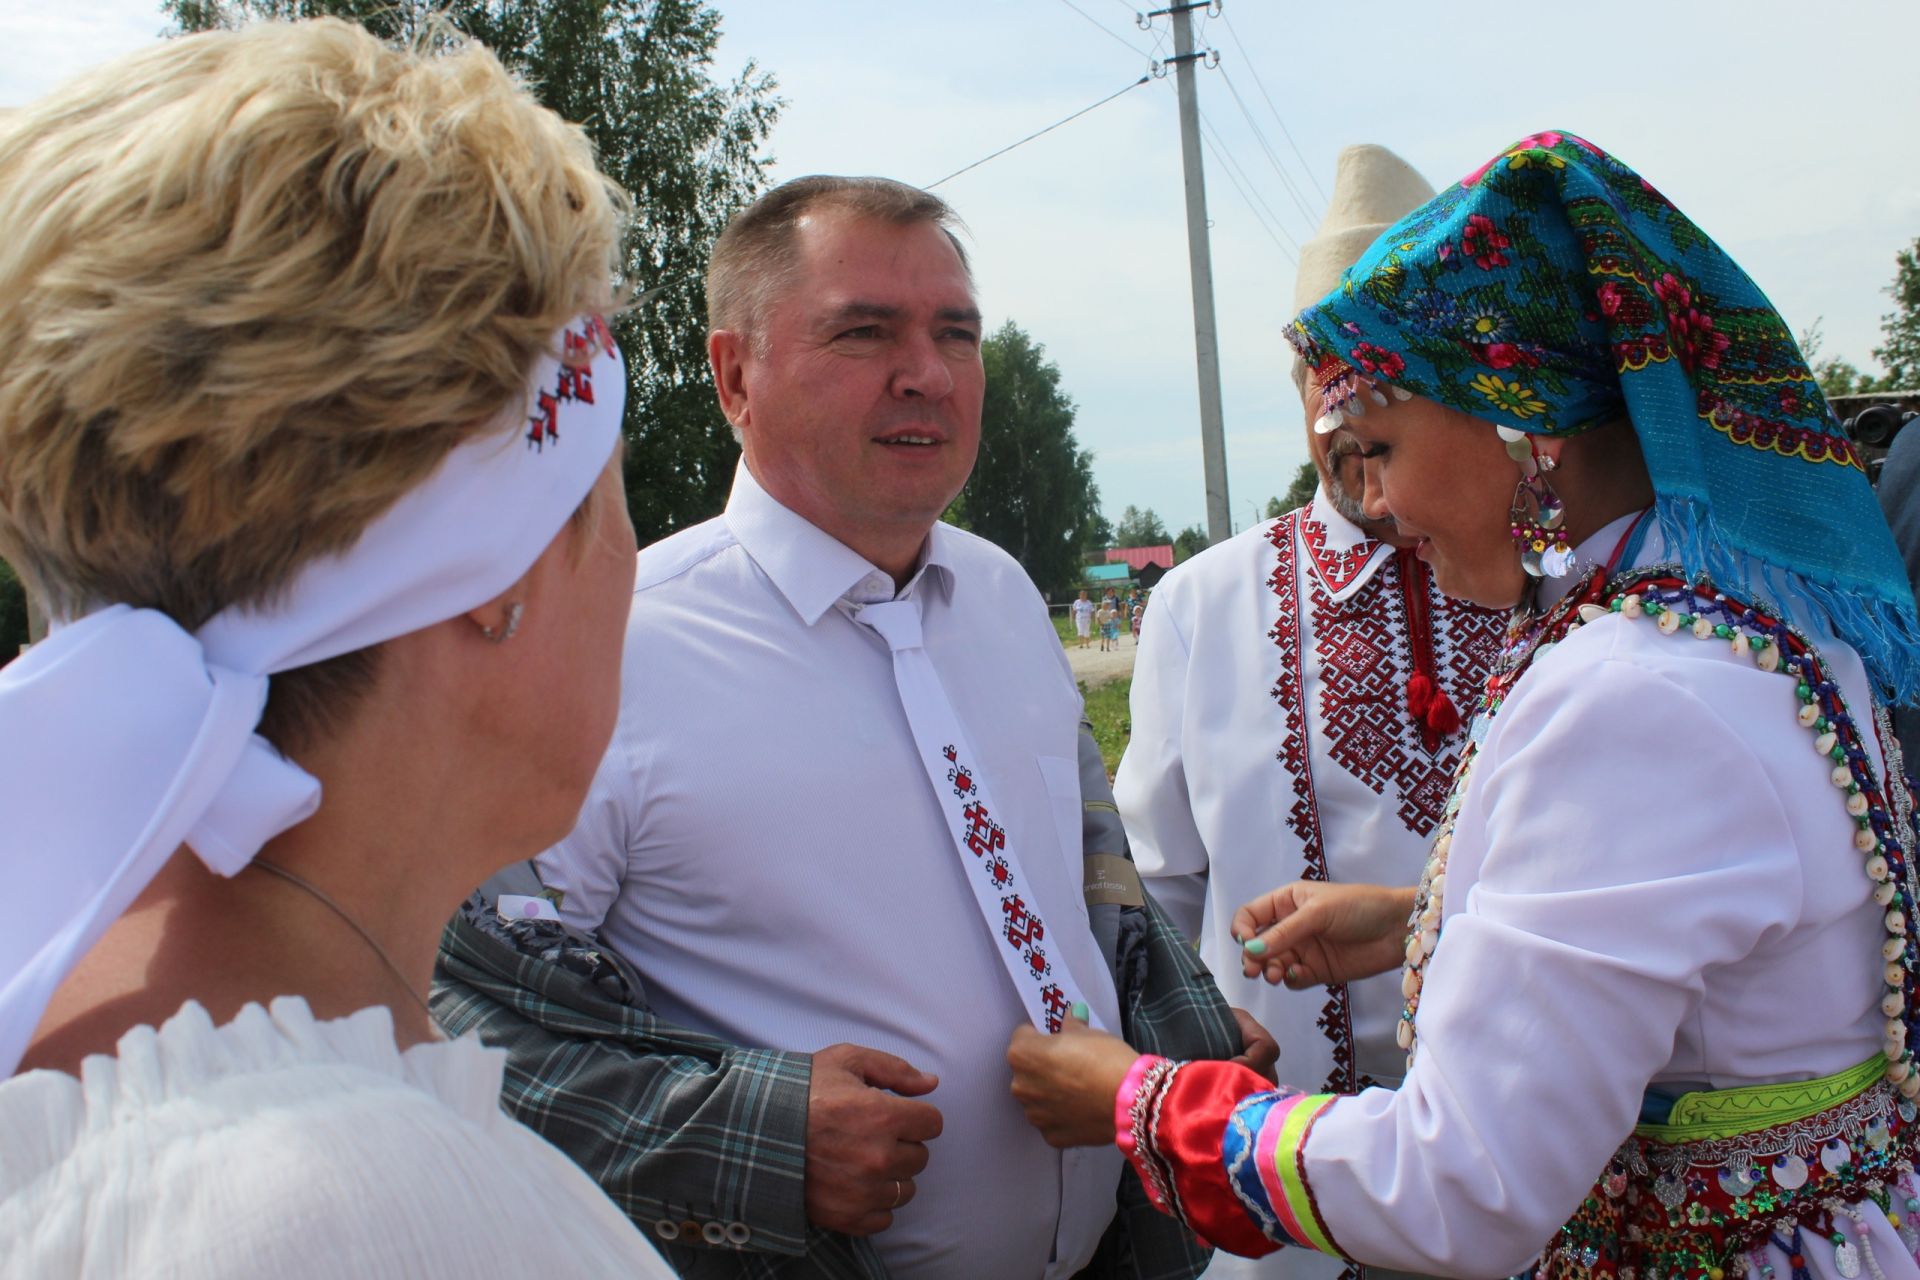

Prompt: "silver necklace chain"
[248,858,439,1027]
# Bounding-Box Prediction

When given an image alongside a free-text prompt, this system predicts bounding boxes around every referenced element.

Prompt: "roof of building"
[1104,544,1175,571]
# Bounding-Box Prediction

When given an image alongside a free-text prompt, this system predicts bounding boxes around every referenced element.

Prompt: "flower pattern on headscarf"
[1284,131,1920,699]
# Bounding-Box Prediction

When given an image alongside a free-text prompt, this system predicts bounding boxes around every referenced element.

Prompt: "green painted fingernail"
[1070,1002,1089,1021]
[1243,938,1268,955]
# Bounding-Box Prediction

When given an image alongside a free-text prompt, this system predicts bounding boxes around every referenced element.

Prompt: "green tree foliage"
[1816,357,1877,399]
[1280,460,1318,513]
[1874,239,1920,391]
[1171,524,1208,564]
[163,0,782,544]
[1802,317,1885,399]
[1113,505,1170,549]
[1081,508,1114,559]
[946,321,1102,597]
[0,559,26,664]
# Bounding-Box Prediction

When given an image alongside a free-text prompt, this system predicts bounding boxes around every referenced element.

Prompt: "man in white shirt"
[514,176,1254,1280]
[1114,146,1505,1280]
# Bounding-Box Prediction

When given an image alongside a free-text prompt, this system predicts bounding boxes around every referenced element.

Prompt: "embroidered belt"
[1541,1057,1920,1280]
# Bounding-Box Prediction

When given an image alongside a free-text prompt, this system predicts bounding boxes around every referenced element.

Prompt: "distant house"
[1081,562,1132,592]
[1105,545,1175,572]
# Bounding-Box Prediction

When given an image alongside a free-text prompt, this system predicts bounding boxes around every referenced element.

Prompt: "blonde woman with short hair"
[0,19,671,1277]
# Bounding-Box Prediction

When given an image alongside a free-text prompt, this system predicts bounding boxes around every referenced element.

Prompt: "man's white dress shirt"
[539,463,1122,1280]
[1116,488,1501,1280]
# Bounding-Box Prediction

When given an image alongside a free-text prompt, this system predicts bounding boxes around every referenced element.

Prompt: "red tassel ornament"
[1424,687,1462,737]
[1398,548,1466,752]
[1406,671,1435,719]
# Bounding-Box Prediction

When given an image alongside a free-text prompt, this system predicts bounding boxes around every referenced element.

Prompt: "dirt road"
[1064,638,1137,689]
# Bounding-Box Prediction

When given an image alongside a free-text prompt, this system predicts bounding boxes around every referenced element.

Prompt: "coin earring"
[1499,427,1571,578]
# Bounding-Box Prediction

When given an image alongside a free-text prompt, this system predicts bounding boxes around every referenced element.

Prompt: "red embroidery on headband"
[527,391,560,452]
[527,315,616,451]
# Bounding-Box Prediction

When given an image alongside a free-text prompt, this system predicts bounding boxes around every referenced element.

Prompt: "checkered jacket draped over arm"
[432,906,887,1279]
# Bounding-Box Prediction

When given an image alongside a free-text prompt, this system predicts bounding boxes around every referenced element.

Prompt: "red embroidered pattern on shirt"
[1267,515,1363,1095]
[1270,516,1502,1095]
[1298,509,1381,595]
[1267,514,1322,880]
[942,744,1067,1030]
[1311,555,1501,836]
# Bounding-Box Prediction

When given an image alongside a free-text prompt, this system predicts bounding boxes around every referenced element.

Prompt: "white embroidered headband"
[0,315,624,1073]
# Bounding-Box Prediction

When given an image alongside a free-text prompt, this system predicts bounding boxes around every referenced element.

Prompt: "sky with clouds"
[4,0,1915,537]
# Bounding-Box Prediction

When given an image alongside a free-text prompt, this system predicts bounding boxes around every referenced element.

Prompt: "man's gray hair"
[706,175,972,350]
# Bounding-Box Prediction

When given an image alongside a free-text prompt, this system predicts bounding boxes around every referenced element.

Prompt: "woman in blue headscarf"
[1006,132,1920,1280]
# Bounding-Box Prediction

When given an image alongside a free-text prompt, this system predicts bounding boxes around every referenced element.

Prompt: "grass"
[1051,609,1077,647]
[1052,607,1134,775]
[1080,677,1132,777]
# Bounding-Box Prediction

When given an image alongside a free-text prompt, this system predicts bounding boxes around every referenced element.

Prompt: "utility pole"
[1158,1,1231,545]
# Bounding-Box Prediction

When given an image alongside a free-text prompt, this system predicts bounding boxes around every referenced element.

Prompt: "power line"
[1202,133,1298,266]
[1218,12,1327,203]
[1198,115,1305,262]
[926,75,1151,190]
[1215,66,1320,228]
[1053,0,1154,58]
[1198,111,1303,254]
[1198,111,1298,244]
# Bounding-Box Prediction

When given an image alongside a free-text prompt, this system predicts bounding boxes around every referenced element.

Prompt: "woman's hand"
[1231,881,1417,988]
[1007,1016,1142,1148]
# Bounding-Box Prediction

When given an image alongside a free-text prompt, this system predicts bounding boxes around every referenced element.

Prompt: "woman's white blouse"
[0,997,674,1278]
[1306,526,1913,1277]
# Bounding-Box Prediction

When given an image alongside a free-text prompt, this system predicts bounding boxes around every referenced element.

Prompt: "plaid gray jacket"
[432,723,1241,1279]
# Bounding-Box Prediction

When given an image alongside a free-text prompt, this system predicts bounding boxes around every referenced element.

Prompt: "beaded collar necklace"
[1397,562,1920,1089]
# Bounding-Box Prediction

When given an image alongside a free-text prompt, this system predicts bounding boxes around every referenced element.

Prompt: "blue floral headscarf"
[1286,130,1920,701]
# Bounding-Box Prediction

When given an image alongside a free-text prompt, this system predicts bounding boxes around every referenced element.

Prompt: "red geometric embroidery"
[1001,894,1051,980]
[1266,513,1322,882]
[527,391,560,452]
[937,739,1069,1033]
[1267,513,1357,1093]
[962,800,1005,857]
[1299,510,1382,596]
[1268,513,1501,1092]
[526,314,615,451]
[1311,550,1500,836]
[1001,894,1044,950]
[1039,983,1069,1033]
[559,327,598,404]
[944,744,977,799]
